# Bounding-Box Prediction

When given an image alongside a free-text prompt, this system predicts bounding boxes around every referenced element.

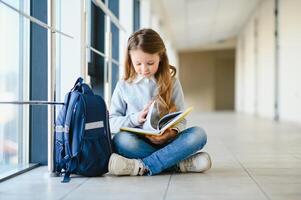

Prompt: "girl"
[108,28,211,176]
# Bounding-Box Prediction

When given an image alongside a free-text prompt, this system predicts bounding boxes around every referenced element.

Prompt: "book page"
[157,111,182,130]
[156,107,193,134]
[120,105,193,136]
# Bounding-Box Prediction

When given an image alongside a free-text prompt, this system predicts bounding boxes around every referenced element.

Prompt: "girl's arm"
[109,82,141,133]
[171,78,187,133]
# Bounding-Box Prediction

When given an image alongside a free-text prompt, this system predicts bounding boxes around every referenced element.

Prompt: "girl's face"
[130,49,160,78]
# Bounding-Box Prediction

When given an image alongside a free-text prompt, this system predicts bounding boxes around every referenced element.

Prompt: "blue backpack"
[54,77,112,183]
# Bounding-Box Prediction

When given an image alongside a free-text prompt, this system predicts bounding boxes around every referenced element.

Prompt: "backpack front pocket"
[77,130,111,176]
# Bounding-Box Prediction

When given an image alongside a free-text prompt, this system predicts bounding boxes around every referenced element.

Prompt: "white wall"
[236,0,301,124]
[119,0,133,78]
[242,18,256,114]
[256,0,275,118]
[140,0,151,28]
[236,0,275,117]
[278,0,301,123]
[57,0,82,101]
[235,34,244,112]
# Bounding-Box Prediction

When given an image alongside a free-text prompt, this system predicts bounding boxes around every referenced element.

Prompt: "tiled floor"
[0,112,301,200]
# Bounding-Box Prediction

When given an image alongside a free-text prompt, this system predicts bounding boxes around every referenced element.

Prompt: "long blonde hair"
[124,28,177,117]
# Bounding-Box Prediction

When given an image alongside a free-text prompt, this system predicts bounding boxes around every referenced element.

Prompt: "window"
[0,0,127,178]
[88,0,106,96]
[109,0,119,94]
[133,0,140,31]
[0,0,31,179]
[85,0,122,104]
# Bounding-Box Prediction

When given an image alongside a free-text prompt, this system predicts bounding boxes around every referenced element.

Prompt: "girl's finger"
[141,110,148,118]
[146,135,157,143]
[145,135,152,140]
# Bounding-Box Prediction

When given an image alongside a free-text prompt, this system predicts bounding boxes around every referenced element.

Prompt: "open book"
[120,101,193,136]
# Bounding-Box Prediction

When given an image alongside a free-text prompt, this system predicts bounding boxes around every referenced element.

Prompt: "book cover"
[120,101,193,136]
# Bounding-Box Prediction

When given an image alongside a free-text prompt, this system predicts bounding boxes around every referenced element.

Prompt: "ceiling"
[152,0,261,51]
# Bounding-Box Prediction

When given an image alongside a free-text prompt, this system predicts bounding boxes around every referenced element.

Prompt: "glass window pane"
[0,0,30,178]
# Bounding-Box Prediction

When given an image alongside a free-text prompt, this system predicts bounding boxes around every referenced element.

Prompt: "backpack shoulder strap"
[55,92,71,131]
[59,92,80,183]
[54,92,72,174]
[63,92,80,158]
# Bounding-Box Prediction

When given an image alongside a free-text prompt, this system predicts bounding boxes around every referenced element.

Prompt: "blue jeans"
[112,126,207,175]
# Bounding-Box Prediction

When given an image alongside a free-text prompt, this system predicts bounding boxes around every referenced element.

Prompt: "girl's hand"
[138,101,153,124]
[145,128,178,145]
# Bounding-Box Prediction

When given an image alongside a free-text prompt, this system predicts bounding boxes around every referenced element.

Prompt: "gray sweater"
[109,75,187,134]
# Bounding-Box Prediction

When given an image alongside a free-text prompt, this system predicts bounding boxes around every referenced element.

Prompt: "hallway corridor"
[0,112,300,200]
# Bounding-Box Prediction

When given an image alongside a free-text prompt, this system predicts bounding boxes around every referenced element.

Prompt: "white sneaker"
[179,152,212,173]
[108,153,145,176]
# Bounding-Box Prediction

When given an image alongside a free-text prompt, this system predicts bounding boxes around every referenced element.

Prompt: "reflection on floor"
[0,112,301,200]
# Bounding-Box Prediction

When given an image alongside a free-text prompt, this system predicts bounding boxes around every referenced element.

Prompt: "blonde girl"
[108,28,211,176]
